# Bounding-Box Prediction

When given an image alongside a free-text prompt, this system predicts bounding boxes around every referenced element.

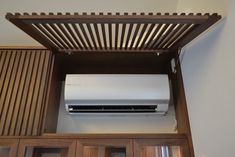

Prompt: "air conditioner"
[64,74,170,115]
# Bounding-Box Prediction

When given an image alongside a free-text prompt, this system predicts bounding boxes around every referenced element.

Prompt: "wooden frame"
[6,13,221,54]
[17,139,76,157]
[133,138,190,157]
[0,139,19,157]
[76,138,133,157]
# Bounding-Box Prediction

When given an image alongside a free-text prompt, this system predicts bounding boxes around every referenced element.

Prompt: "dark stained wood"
[0,49,52,136]
[6,13,221,54]
[3,51,22,136]
[43,55,62,133]
[150,24,170,49]
[41,133,187,139]
[86,23,98,49]
[42,23,69,49]
[6,14,57,51]
[0,50,17,135]
[171,13,221,49]
[71,23,88,49]
[26,51,45,136]
[135,24,148,49]
[17,139,76,157]
[154,24,178,49]
[139,23,155,49]
[108,22,113,49]
[93,23,103,49]
[133,138,190,157]
[20,51,41,136]
[6,13,210,24]
[33,23,64,49]
[76,139,133,157]
[129,24,141,49]
[58,24,79,49]
[170,54,194,157]
[78,23,93,49]
[64,23,83,49]
[32,51,52,135]
[125,24,133,49]
[0,138,19,157]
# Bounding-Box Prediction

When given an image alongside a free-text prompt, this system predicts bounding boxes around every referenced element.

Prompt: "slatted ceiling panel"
[6,13,221,53]
[0,49,52,136]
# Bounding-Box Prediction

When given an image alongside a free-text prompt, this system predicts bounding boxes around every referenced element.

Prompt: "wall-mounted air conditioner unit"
[64,74,170,115]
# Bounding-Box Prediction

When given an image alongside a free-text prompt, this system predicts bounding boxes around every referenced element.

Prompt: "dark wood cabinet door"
[76,139,133,157]
[133,138,190,157]
[0,138,19,157]
[17,139,76,157]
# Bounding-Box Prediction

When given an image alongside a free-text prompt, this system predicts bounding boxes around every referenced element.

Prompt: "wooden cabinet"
[0,134,191,157]
[77,139,133,157]
[133,138,190,157]
[17,139,76,157]
[0,139,19,157]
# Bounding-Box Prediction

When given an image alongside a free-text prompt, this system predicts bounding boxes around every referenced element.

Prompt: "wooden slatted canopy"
[6,12,221,54]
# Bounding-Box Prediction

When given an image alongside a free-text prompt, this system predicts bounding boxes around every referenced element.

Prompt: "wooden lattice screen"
[6,13,221,54]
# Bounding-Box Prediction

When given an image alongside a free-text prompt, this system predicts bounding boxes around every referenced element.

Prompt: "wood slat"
[0,51,17,135]
[64,23,83,49]
[0,49,53,136]
[20,51,41,135]
[71,23,88,49]
[120,23,126,49]
[8,51,26,136]
[78,23,93,49]
[129,24,141,49]
[134,24,148,49]
[3,51,22,136]
[125,24,133,49]
[42,23,69,49]
[139,24,155,49]
[149,24,170,49]
[5,13,221,53]
[33,24,64,49]
[32,51,51,135]
[115,23,119,49]
[11,50,32,135]
[93,24,103,49]
[101,23,107,49]
[86,24,98,49]
[154,24,178,49]
[26,51,46,136]
[57,24,79,49]
[50,23,74,49]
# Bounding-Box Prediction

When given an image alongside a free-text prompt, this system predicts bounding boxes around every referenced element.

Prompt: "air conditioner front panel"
[64,74,170,115]
[65,74,169,100]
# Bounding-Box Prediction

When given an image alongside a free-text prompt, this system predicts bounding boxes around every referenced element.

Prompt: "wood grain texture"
[170,54,194,157]
[5,13,221,53]
[0,49,52,136]
[0,138,19,157]
[76,139,133,157]
[17,139,76,157]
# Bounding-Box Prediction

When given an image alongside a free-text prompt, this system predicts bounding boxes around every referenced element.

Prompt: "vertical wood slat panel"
[0,50,17,135]
[32,51,51,135]
[20,51,41,135]
[26,51,46,136]
[0,49,52,136]
[3,51,22,135]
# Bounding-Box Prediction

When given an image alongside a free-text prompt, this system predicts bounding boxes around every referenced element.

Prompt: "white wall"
[0,0,178,46]
[177,0,235,157]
